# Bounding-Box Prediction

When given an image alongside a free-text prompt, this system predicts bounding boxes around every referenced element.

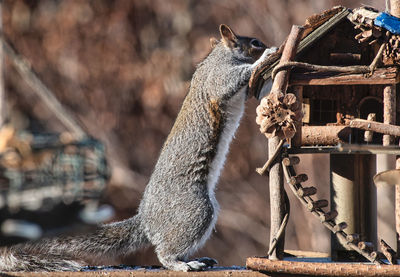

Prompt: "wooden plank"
[246,257,400,276]
[290,67,400,86]
[0,269,269,277]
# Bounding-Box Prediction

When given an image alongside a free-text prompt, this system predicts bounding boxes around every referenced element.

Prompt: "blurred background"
[0,0,386,267]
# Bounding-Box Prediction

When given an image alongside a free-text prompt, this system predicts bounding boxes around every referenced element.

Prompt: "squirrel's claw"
[186,257,217,271]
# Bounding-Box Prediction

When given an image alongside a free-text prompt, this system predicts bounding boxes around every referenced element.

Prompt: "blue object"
[374,12,400,35]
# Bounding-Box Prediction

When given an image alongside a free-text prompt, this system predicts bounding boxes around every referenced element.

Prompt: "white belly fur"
[190,87,246,255]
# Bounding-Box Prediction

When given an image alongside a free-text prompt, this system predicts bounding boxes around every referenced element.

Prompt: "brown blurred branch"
[0,3,5,128]
[1,35,86,138]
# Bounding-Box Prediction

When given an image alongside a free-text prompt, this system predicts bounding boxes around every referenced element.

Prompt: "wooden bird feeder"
[248,3,400,276]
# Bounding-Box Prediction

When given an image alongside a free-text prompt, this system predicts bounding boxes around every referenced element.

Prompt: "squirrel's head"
[210,24,266,62]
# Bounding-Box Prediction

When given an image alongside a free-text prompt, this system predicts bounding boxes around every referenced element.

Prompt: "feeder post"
[396,157,400,257]
[268,25,304,260]
[390,0,400,17]
[383,85,396,146]
[378,85,397,251]
[389,0,400,256]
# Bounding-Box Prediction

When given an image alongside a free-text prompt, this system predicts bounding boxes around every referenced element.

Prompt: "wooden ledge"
[290,66,400,85]
[247,256,400,276]
[1,268,270,277]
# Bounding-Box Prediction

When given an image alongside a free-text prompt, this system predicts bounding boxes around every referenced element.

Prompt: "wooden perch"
[290,66,400,86]
[364,113,376,142]
[302,125,351,145]
[350,119,400,137]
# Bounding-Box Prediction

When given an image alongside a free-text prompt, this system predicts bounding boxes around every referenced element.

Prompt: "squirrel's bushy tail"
[0,215,148,271]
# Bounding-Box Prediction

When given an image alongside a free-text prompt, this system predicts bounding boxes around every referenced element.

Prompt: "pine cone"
[256,91,302,140]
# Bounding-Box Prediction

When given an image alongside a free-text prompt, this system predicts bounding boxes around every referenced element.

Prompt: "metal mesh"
[0,133,109,213]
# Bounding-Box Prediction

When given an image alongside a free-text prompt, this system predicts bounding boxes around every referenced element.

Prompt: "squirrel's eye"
[250,39,264,48]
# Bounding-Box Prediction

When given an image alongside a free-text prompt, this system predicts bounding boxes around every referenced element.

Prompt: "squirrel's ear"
[219,24,237,47]
[210,37,219,49]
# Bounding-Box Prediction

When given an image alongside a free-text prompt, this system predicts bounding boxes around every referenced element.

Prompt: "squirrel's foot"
[186,257,217,271]
[195,257,218,267]
[160,257,217,271]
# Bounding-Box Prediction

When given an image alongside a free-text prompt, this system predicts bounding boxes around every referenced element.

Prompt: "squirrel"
[0,24,277,272]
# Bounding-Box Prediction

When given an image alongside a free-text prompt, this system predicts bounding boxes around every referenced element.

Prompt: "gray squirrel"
[0,24,277,272]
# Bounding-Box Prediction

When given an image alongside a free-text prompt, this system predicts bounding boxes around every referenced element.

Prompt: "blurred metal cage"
[0,133,109,214]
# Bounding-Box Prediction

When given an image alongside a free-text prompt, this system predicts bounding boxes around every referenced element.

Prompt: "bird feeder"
[247,4,400,276]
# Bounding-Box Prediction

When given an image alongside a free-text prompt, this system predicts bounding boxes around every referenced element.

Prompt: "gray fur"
[0,25,276,272]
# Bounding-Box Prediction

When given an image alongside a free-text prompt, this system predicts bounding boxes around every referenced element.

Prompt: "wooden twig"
[1,35,86,138]
[350,118,400,137]
[267,191,290,257]
[380,239,397,265]
[272,41,386,80]
[256,139,284,175]
[271,61,370,80]
[369,43,386,74]
[364,113,376,143]
[281,153,384,265]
